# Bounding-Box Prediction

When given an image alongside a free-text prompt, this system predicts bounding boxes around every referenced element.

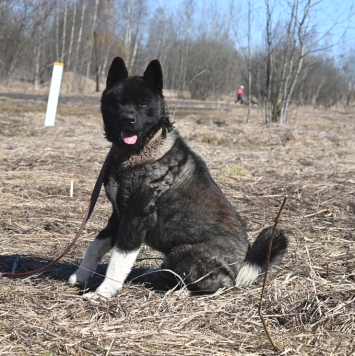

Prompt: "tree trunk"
[279,0,312,123]
[67,0,77,70]
[61,0,68,62]
[55,0,59,60]
[86,0,99,78]
[276,0,297,109]
[73,0,86,75]
[265,0,273,124]
[124,0,133,67]
[247,0,251,124]
[34,2,45,90]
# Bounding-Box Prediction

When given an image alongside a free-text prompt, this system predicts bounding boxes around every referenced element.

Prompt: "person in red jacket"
[236,85,244,103]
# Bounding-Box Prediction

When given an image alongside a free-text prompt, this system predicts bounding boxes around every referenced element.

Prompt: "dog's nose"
[122,115,136,124]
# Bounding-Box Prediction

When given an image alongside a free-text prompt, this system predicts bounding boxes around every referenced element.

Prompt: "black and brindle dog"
[68,57,288,298]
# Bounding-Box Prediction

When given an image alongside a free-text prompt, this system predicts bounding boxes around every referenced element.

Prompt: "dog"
[68,57,288,298]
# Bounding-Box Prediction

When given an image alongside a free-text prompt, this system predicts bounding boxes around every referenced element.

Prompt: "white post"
[44,62,64,126]
[70,181,74,197]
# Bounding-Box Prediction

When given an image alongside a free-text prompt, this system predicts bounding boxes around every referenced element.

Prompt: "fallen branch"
[258,195,288,351]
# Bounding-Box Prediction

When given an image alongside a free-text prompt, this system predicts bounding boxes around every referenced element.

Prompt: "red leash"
[0,152,110,278]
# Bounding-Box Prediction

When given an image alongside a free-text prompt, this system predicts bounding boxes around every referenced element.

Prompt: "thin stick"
[70,180,74,198]
[258,195,288,351]
[105,340,115,356]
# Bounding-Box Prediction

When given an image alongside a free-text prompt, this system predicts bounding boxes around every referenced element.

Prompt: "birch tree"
[122,0,147,73]
[60,0,68,62]
[278,0,312,123]
[33,1,46,90]
[247,0,252,123]
[264,0,274,123]
[96,0,116,78]
[55,0,59,60]
[264,0,312,123]
[124,0,133,69]
[67,0,77,69]
[341,50,355,106]
[129,7,144,72]
[73,0,86,74]
[179,0,194,90]
[85,0,99,78]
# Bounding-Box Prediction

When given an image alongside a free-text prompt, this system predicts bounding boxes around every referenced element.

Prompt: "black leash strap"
[0,151,110,278]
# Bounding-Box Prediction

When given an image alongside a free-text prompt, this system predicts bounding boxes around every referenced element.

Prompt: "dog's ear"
[106,57,128,87]
[143,59,163,92]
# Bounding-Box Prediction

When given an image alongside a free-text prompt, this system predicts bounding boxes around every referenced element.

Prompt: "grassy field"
[0,94,354,355]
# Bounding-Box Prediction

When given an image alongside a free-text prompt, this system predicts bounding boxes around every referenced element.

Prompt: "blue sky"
[154,0,355,56]
[250,0,354,54]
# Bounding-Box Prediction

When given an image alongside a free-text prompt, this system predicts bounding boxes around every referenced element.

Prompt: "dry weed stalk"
[258,195,288,351]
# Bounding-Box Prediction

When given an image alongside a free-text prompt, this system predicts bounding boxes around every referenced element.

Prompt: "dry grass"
[0,94,354,355]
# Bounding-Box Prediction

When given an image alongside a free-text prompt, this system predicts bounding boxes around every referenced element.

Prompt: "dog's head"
[101,57,172,148]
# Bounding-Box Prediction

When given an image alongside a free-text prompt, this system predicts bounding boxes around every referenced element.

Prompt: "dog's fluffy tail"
[235,226,288,288]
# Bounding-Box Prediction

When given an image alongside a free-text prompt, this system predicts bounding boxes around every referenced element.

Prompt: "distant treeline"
[0,0,354,109]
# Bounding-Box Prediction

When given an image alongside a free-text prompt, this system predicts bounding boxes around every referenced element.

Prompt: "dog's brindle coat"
[68,57,288,298]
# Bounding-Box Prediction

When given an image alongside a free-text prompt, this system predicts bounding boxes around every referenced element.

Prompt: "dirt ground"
[0,93,354,355]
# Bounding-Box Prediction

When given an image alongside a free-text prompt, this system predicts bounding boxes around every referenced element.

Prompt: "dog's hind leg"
[68,213,119,287]
[128,267,182,291]
[162,244,238,295]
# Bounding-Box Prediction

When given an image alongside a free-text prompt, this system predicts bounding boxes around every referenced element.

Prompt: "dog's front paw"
[82,292,108,301]
[95,283,120,298]
[82,287,117,301]
[82,280,122,300]
[68,268,92,286]
[68,273,80,286]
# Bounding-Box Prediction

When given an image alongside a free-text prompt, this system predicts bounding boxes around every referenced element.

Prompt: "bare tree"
[85,0,99,78]
[73,0,87,74]
[0,0,353,106]
[261,0,353,121]
[265,0,274,123]
[247,0,252,123]
[67,0,77,69]
[263,0,313,123]
[55,0,59,60]
[96,1,116,78]
[0,0,54,81]
[122,0,147,73]
[124,0,133,69]
[60,0,68,62]
[341,50,355,106]
[129,5,145,72]
[278,0,312,123]
[179,0,194,90]
[33,1,46,90]
[185,40,239,100]
[146,8,172,69]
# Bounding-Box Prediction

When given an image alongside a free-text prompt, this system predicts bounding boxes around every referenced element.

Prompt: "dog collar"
[149,127,163,143]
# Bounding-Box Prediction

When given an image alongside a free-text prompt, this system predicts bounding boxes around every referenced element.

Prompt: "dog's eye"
[139,102,148,108]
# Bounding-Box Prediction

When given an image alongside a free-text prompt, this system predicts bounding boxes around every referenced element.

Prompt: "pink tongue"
[121,131,138,144]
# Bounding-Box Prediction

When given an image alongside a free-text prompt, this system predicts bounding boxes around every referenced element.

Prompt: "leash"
[1,126,164,278]
[0,151,110,278]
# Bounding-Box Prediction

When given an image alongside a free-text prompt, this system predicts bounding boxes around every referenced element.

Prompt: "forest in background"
[0,0,354,122]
